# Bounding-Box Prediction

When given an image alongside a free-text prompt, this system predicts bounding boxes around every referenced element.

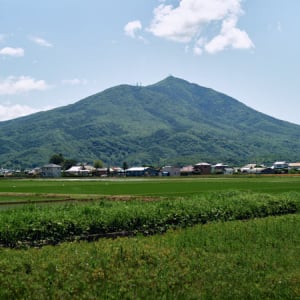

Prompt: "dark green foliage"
[93,159,103,168]
[0,191,299,248]
[63,158,77,170]
[49,153,64,165]
[1,76,300,168]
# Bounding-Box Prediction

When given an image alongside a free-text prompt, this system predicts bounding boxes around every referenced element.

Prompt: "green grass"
[0,214,299,299]
[0,191,299,247]
[1,176,300,199]
[1,177,300,298]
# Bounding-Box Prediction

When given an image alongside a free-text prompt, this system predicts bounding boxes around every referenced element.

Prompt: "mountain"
[1,76,300,168]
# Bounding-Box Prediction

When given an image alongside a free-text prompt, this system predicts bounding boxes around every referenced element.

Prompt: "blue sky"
[1,0,299,124]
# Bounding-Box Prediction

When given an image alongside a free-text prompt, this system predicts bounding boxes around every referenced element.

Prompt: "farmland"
[1,175,300,199]
[0,176,300,299]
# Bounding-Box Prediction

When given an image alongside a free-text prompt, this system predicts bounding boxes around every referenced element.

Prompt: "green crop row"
[0,214,299,299]
[0,191,299,248]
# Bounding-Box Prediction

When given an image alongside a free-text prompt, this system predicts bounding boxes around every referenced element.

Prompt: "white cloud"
[124,20,143,38]
[0,47,24,57]
[146,0,253,54]
[193,38,205,55]
[61,78,88,86]
[0,104,54,121]
[29,36,53,47]
[0,76,50,95]
[0,104,40,121]
[204,16,254,54]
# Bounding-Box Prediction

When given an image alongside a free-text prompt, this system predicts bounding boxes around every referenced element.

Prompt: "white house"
[65,165,92,176]
[269,161,288,174]
[272,161,289,170]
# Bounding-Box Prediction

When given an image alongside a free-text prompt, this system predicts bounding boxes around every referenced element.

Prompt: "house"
[93,167,115,177]
[273,161,289,169]
[212,163,229,174]
[224,167,234,175]
[64,165,92,176]
[111,167,123,176]
[180,165,194,176]
[240,164,257,173]
[125,167,159,177]
[27,167,41,177]
[40,164,61,178]
[272,161,289,173]
[160,166,181,176]
[288,162,300,171]
[193,162,211,175]
[240,164,270,174]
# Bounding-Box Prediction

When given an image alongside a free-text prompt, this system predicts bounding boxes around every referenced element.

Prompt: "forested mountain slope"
[1,76,299,168]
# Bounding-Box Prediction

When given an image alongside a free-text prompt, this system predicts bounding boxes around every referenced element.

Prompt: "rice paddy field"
[0,175,300,299]
[1,175,300,199]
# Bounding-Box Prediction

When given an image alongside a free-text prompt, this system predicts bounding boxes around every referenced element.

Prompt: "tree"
[49,153,64,165]
[94,160,104,169]
[63,159,77,170]
[123,161,128,171]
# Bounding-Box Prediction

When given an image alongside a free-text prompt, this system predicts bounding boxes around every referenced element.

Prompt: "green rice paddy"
[1,175,300,200]
[0,175,299,299]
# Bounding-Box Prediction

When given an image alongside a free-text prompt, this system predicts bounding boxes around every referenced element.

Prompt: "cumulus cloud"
[145,0,253,54]
[29,36,53,47]
[0,104,53,121]
[0,47,24,57]
[204,16,254,54]
[0,104,40,121]
[61,78,88,86]
[124,20,143,38]
[0,76,49,95]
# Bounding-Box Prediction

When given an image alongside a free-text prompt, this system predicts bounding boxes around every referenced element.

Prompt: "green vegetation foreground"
[1,177,300,298]
[2,176,300,198]
[0,214,299,299]
[1,191,299,247]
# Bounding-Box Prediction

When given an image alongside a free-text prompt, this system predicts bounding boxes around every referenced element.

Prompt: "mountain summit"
[1,76,300,168]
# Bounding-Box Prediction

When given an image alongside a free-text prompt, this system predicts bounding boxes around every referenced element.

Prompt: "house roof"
[273,161,288,165]
[126,167,148,172]
[180,165,194,172]
[65,166,90,173]
[289,162,300,167]
[241,164,257,169]
[213,163,228,167]
[195,162,211,166]
[42,164,61,168]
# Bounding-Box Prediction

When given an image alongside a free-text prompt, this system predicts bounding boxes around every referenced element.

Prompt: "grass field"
[0,176,299,299]
[1,175,300,201]
[0,214,299,299]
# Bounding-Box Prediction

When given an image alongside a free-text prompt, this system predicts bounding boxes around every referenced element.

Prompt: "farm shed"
[125,167,159,177]
[41,164,61,178]
[193,162,212,175]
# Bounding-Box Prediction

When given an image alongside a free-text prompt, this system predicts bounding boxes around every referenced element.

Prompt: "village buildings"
[2,160,300,178]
